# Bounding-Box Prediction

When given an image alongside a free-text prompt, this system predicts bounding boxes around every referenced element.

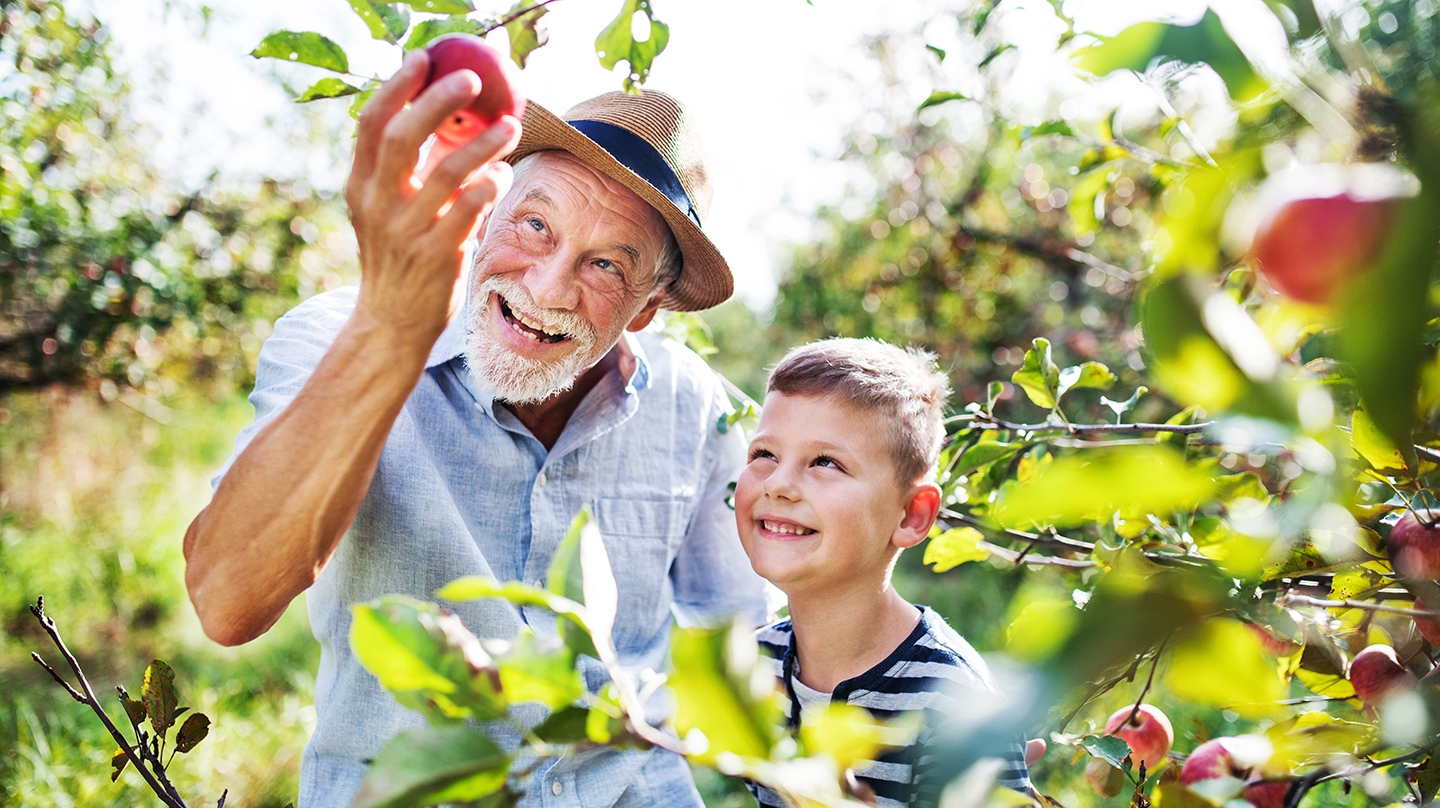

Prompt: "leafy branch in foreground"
[28,596,237,808]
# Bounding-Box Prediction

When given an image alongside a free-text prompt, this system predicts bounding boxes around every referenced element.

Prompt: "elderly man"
[183,51,769,808]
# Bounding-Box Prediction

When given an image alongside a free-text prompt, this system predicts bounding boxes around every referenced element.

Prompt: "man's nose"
[524,251,581,311]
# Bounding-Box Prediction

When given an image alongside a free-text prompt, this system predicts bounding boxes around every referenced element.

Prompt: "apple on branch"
[1103,703,1174,773]
[1347,643,1417,705]
[1415,597,1440,645]
[1245,163,1415,305]
[1388,509,1440,580]
[421,34,526,147]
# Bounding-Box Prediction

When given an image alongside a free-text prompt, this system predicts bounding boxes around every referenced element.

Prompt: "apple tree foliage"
[0,0,356,399]
[251,1,1440,807]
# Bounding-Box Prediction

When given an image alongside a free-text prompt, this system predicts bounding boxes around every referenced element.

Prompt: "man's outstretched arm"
[182,52,521,647]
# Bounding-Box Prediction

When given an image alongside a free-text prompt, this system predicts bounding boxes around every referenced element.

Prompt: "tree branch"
[29,597,186,808]
[1280,594,1440,618]
[956,226,1138,282]
[963,412,1213,436]
[481,0,565,35]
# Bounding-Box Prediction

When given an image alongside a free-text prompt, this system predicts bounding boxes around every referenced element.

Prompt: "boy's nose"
[762,464,801,501]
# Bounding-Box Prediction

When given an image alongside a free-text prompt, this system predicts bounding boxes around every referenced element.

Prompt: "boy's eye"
[748,448,775,462]
[812,456,842,470]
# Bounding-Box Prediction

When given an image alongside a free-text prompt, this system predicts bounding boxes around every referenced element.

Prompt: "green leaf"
[350,88,377,120]
[670,624,778,765]
[397,0,474,12]
[110,747,130,782]
[1101,386,1148,423]
[953,441,1023,478]
[1057,361,1116,401]
[1011,337,1060,410]
[346,0,409,43]
[1068,167,1111,235]
[1165,618,1285,713]
[503,1,549,69]
[1083,734,1133,769]
[547,508,603,659]
[1073,10,1265,102]
[994,446,1215,528]
[1025,120,1074,139]
[119,693,147,728]
[174,712,210,753]
[296,77,362,103]
[350,596,507,721]
[924,527,991,572]
[1414,754,1440,805]
[497,633,584,708]
[918,91,970,111]
[1005,598,1078,662]
[530,705,590,745]
[1328,565,1388,601]
[595,0,669,92]
[1263,0,1321,40]
[404,18,487,51]
[1337,189,1440,458]
[977,44,1013,69]
[142,660,178,737]
[925,43,947,62]
[986,381,1004,413]
[250,31,350,73]
[350,725,510,808]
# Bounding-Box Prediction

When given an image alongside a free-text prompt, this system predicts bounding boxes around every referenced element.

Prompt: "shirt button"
[535,472,547,488]
[551,781,563,796]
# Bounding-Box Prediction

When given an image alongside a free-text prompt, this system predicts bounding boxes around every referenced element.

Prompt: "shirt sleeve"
[667,371,775,629]
[210,288,358,487]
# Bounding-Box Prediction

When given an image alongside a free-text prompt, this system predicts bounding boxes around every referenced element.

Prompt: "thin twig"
[940,510,1095,553]
[965,412,1213,436]
[1280,594,1440,618]
[1300,736,1440,792]
[28,597,185,808]
[981,540,1098,569]
[480,0,565,36]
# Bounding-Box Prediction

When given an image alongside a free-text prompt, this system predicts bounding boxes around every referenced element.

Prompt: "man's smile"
[498,295,570,344]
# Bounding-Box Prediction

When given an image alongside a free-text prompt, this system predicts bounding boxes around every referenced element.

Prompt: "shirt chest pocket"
[591,497,690,652]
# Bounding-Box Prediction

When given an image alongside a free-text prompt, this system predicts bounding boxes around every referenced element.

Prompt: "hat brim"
[504,100,733,313]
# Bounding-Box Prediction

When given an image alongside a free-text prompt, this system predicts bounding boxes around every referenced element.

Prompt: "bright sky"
[72,0,1249,307]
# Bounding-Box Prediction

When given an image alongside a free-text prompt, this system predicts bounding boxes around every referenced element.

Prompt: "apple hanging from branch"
[1388,509,1440,580]
[1103,703,1173,772]
[422,34,526,146]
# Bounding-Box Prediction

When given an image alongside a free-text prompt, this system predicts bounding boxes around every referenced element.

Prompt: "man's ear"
[625,293,665,332]
[893,482,941,550]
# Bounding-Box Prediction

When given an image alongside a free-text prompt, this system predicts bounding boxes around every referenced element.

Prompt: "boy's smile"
[735,391,916,596]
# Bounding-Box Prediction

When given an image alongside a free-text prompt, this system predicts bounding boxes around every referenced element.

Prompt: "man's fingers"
[352,50,430,181]
[372,70,485,190]
[429,161,514,247]
[405,117,521,229]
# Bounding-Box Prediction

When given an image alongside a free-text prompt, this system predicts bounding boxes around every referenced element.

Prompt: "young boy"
[735,337,1031,808]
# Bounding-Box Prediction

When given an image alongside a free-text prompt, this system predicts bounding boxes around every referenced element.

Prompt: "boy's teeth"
[763,520,815,536]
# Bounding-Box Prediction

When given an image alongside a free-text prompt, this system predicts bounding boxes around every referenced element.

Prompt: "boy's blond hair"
[767,337,951,485]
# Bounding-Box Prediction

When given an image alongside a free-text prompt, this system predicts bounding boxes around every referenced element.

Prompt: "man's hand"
[345,50,522,356]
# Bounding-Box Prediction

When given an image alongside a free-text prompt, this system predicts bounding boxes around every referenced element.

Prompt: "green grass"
[0,388,316,808]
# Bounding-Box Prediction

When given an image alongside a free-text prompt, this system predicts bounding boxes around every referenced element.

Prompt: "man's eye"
[526,218,545,233]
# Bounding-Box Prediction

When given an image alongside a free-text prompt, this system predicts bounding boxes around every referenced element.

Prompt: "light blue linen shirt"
[215,287,770,808]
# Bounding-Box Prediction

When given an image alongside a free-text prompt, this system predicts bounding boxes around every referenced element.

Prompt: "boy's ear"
[893,482,941,550]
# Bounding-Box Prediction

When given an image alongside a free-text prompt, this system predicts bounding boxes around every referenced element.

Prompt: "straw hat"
[505,90,730,312]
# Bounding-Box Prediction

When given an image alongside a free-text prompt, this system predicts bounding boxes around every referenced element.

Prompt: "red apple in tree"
[1415,597,1440,645]
[1179,736,1271,786]
[1348,643,1417,704]
[1247,163,1412,305]
[1388,509,1440,580]
[1104,703,1174,772]
[1244,779,1292,808]
[1246,621,1303,656]
[422,34,526,146]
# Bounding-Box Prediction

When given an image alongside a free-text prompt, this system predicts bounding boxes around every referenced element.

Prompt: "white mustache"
[478,275,595,344]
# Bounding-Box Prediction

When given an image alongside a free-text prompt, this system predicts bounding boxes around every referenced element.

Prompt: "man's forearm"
[183,314,432,646]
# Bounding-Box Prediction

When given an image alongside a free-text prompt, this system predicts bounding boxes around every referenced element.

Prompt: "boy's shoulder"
[899,607,998,692]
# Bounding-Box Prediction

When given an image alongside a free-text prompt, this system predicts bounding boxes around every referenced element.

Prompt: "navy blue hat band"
[571,119,702,229]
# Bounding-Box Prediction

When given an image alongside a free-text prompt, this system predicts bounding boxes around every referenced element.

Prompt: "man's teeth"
[501,298,567,342]
[763,520,816,536]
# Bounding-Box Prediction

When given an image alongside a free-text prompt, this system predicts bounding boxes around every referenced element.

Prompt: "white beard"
[463,275,600,405]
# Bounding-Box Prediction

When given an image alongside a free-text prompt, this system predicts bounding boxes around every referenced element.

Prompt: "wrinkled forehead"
[507,150,669,237]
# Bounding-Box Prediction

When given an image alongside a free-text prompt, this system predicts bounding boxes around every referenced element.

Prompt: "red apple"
[1388,509,1440,580]
[422,34,526,145]
[1244,779,1291,808]
[1415,597,1440,645]
[1104,703,1174,772]
[1348,644,1417,704]
[1179,736,1271,786]
[1247,164,1411,305]
[1086,758,1126,798]
[1246,621,1303,656]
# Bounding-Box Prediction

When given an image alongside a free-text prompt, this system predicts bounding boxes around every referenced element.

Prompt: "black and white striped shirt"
[749,607,1032,808]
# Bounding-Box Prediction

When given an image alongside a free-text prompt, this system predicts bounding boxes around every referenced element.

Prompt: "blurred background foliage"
[7,0,1440,805]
